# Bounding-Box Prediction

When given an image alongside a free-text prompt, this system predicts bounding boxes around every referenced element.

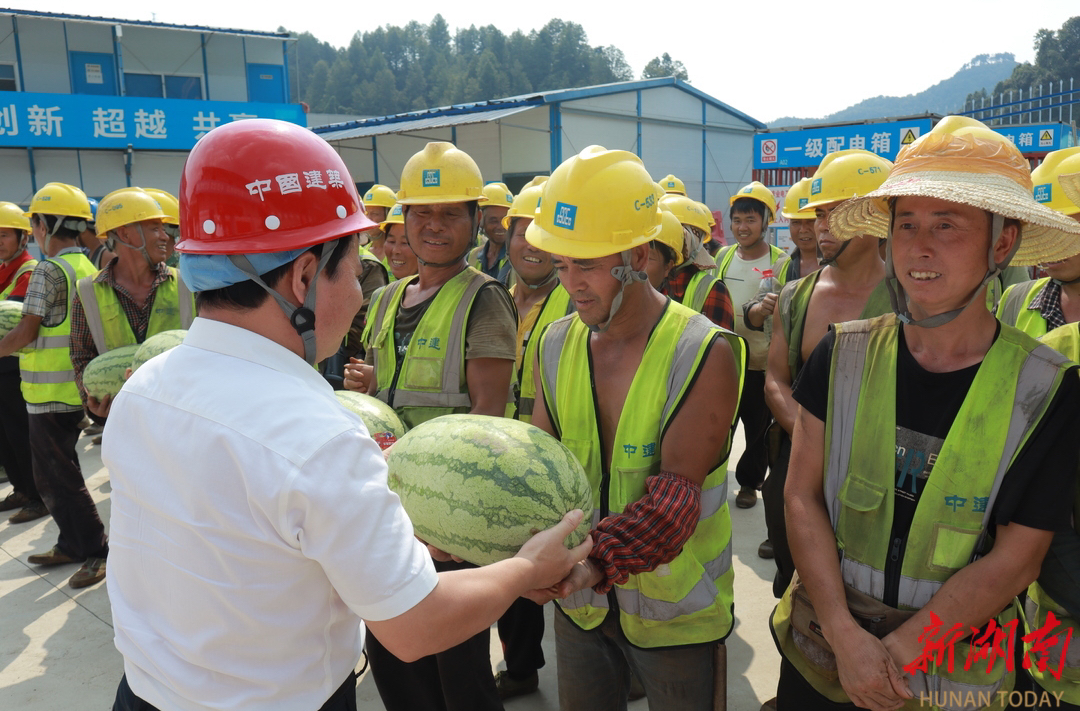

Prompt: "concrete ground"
[0,426,780,710]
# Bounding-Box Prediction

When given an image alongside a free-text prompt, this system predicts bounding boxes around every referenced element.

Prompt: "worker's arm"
[764,318,797,434]
[366,509,592,662]
[0,312,40,358]
[464,357,514,416]
[883,522,1052,674]
[786,405,911,711]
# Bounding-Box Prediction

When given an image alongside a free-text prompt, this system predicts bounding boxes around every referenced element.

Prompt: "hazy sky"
[18,0,1080,123]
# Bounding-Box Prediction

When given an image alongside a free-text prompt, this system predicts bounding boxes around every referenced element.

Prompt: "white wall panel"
[18,18,70,94]
[560,112,637,157]
[64,21,112,53]
[130,151,186,195]
[80,150,130,198]
[562,92,637,119]
[641,86,702,125]
[121,26,203,77]
[0,148,32,204]
[0,16,18,65]
[499,108,549,175]
[203,33,246,102]
[243,37,285,65]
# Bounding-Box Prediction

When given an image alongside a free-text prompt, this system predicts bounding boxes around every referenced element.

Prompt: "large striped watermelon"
[83,344,140,400]
[335,390,407,448]
[0,300,22,339]
[386,414,592,566]
[131,329,186,372]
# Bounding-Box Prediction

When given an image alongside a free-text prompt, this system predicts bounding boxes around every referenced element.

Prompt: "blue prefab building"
[312,77,765,213]
[0,8,303,203]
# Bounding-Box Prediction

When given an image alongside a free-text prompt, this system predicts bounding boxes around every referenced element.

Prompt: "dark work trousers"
[0,365,37,502]
[735,369,771,490]
[761,426,795,598]
[112,671,359,711]
[496,597,546,678]
[776,658,858,710]
[28,410,108,560]
[366,559,503,711]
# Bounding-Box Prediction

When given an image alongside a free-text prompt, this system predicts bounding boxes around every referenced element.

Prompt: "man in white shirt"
[104,119,589,711]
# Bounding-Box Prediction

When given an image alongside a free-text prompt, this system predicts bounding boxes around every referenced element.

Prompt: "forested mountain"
[769,54,1017,128]
[966,16,1080,104]
[284,16,636,117]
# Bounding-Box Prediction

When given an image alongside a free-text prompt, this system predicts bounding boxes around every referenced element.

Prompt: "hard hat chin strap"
[111,224,156,266]
[587,251,648,334]
[520,269,558,290]
[228,238,339,366]
[885,213,1017,328]
[819,238,850,267]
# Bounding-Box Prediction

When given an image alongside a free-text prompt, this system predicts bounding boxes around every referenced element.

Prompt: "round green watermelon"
[386,414,593,566]
[83,344,140,400]
[0,300,23,339]
[335,390,407,447]
[131,329,186,372]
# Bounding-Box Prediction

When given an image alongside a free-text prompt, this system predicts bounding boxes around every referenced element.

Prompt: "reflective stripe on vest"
[538,302,746,648]
[997,278,1049,338]
[515,284,571,423]
[714,243,785,281]
[76,267,193,353]
[20,252,97,405]
[682,269,718,314]
[0,258,37,300]
[369,267,492,427]
[773,313,1068,704]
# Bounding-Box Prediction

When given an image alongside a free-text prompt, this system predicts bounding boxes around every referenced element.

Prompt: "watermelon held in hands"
[386,414,593,566]
[131,329,186,372]
[83,344,140,400]
[0,300,22,339]
[335,390,407,448]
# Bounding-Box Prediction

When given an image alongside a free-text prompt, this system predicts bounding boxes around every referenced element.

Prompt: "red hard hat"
[177,119,376,254]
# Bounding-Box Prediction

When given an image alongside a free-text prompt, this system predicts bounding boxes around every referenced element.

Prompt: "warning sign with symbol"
[900,127,920,145]
[1039,130,1054,148]
[761,138,777,164]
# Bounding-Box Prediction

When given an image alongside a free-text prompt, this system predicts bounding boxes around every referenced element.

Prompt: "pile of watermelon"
[386,414,592,566]
[82,329,188,400]
[0,300,22,340]
[335,390,406,449]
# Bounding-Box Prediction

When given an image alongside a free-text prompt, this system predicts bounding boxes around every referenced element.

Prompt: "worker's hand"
[419,538,464,563]
[344,358,375,394]
[832,625,912,711]
[524,557,603,605]
[518,509,593,601]
[755,292,778,318]
[86,393,112,419]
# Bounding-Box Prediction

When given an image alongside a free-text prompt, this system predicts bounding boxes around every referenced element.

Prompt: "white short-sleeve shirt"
[105,317,437,711]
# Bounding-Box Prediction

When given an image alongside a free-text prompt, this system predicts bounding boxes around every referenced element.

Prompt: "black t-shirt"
[793,325,1079,538]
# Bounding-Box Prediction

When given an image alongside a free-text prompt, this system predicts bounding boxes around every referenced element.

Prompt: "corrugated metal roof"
[316,105,534,142]
[0,8,292,39]
[311,77,765,139]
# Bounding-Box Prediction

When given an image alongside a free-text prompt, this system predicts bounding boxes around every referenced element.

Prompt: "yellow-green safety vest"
[538,301,746,648]
[777,272,892,383]
[996,278,1051,338]
[771,313,1071,708]
[20,251,97,406]
[514,284,572,424]
[469,237,511,284]
[75,267,194,354]
[0,257,37,300]
[715,243,788,284]
[1028,322,1080,703]
[680,269,721,315]
[366,267,496,428]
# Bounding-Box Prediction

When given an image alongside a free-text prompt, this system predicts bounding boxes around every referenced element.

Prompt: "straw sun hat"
[829,116,1080,266]
[1061,170,1080,215]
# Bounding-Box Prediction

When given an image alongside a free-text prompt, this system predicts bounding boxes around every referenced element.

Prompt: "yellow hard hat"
[28,182,94,220]
[526,145,664,260]
[364,184,398,210]
[803,149,893,213]
[659,174,686,195]
[0,201,31,233]
[479,182,514,208]
[96,187,170,238]
[379,203,404,233]
[143,188,179,225]
[730,181,778,222]
[1032,147,1080,217]
[396,142,483,205]
[659,193,711,237]
[521,175,548,191]
[652,210,685,267]
[502,184,545,230]
[781,177,817,220]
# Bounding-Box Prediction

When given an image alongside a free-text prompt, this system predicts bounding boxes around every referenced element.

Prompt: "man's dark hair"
[729,197,768,223]
[652,241,677,266]
[196,234,354,311]
[33,213,81,241]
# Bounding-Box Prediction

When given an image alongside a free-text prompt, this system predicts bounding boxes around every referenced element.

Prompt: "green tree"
[641,53,689,81]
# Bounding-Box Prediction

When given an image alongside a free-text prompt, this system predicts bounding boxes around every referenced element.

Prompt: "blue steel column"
[549,104,562,172]
[636,90,642,158]
[201,33,211,100]
[242,38,249,101]
[281,40,290,103]
[27,147,36,194]
[372,136,379,184]
[701,100,707,204]
[114,25,126,96]
[63,23,72,93]
[12,17,25,91]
